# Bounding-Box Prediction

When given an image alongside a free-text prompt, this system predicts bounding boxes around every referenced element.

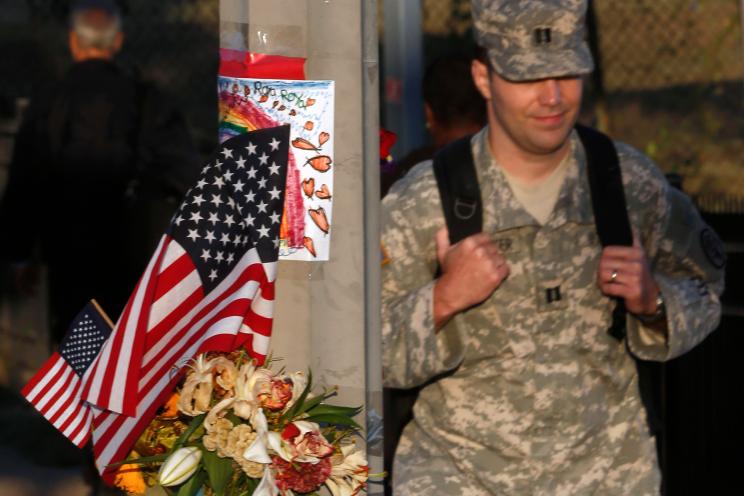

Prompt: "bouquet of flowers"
[112,349,369,496]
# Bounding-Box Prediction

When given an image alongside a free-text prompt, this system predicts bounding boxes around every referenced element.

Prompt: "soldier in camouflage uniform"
[381,0,725,494]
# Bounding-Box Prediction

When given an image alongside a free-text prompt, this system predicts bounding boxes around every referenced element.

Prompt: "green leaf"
[280,369,312,424]
[176,469,207,496]
[174,414,206,450]
[302,414,361,429]
[201,449,234,496]
[305,404,362,417]
[106,453,170,468]
[225,412,242,425]
[291,393,324,417]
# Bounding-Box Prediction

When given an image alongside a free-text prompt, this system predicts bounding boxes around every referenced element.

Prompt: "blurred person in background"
[0,0,198,348]
[380,52,486,197]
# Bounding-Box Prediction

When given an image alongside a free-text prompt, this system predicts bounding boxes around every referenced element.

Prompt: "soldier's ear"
[471,59,492,101]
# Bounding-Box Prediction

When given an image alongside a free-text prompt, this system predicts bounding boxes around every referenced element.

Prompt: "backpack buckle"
[453,197,478,220]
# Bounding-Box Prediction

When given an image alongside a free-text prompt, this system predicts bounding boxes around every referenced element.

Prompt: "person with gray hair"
[69,0,123,56]
[381,0,724,494]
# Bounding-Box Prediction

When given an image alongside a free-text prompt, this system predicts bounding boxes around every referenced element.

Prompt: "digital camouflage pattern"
[472,0,594,81]
[381,128,724,495]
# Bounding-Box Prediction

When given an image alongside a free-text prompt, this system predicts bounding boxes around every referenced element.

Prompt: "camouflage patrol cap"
[472,0,594,81]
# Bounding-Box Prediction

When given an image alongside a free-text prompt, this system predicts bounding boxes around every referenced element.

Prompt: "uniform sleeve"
[622,151,725,361]
[381,166,465,388]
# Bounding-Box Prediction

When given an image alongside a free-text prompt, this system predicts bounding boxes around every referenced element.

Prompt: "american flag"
[21,300,113,448]
[78,125,289,478]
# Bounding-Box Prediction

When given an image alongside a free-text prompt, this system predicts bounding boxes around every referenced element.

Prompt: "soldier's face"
[472,59,582,158]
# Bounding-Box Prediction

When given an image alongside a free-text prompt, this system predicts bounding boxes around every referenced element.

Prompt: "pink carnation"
[272,455,332,493]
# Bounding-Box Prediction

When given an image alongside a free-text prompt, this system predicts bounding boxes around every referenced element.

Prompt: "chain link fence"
[0,0,219,156]
[420,0,744,212]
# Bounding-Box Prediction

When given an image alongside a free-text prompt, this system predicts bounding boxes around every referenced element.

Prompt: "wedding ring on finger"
[610,269,618,283]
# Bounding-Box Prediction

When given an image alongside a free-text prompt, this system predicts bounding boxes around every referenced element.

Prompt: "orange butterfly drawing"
[292,137,320,152]
[306,155,332,173]
[309,207,329,234]
[302,178,315,199]
[303,236,317,257]
[315,184,332,200]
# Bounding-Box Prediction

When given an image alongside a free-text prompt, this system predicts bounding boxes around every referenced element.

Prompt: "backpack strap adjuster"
[453,197,478,220]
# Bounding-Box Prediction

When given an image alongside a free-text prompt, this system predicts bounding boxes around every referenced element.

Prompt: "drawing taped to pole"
[218,77,335,261]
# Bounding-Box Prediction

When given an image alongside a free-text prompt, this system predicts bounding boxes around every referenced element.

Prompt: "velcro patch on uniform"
[700,228,726,269]
[381,241,391,266]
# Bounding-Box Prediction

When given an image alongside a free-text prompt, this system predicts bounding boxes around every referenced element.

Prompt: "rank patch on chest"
[545,285,562,303]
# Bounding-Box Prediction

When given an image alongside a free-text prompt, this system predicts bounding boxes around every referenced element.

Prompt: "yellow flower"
[113,452,147,495]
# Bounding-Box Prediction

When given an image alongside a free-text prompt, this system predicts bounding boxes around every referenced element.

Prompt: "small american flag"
[21,300,113,448]
[77,125,290,478]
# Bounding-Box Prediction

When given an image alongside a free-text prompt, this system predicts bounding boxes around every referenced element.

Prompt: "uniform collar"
[471,127,595,233]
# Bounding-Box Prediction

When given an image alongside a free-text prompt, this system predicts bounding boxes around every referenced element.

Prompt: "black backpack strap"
[577,124,665,438]
[576,124,633,248]
[432,135,482,245]
[577,124,632,342]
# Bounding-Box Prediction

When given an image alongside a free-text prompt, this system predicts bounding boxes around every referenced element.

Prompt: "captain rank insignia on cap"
[534,27,552,45]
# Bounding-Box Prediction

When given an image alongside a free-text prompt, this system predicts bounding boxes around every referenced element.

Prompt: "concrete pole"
[219,1,382,492]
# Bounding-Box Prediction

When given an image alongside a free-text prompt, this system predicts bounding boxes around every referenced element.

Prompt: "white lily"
[178,354,218,415]
[158,446,202,486]
[266,430,294,462]
[253,465,280,496]
[325,444,368,496]
[282,371,308,412]
[203,396,235,433]
[242,408,272,464]
[232,360,259,419]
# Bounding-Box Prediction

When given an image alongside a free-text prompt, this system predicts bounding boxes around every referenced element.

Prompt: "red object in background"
[379,128,397,160]
[219,49,306,80]
[385,78,403,103]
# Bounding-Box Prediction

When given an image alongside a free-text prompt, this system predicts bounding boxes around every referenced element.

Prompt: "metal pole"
[382,0,425,157]
[362,0,384,493]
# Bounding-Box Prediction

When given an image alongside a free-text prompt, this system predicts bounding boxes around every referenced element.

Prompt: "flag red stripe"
[152,251,193,301]
[145,286,203,347]
[21,352,63,399]
[140,299,259,392]
[90,238,276,473]
[33,362,70,413]
[84,277,139,407]
[96,326,246,481]
[93,291,261,449]
[69,411,92,447]
[121,241,170,415]
[141,263,268,372]
[47,374,82,426]
[93,264,271,469]
[88,237,168,416]
[243,310,273,336]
